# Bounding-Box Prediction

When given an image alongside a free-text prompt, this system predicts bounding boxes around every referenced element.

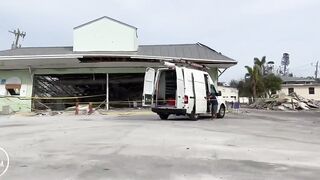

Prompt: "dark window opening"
[6,84,21,96]
[109,73,144,108]
[288,88,294,94]
[309,87,315,94]
[7,88,20,95]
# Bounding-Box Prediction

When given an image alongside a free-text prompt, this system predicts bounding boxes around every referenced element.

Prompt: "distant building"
[218,86,238,102]
[278,76,320,100]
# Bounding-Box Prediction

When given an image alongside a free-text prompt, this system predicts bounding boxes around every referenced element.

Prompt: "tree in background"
[254,56,267,75]
[263,74,282,97]
[245,65,261,99]
[229,79,251,97]
[229,79,239,88]
[229,56,282,101]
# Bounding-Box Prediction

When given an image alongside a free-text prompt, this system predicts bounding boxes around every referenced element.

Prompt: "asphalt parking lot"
[0,109,320,180]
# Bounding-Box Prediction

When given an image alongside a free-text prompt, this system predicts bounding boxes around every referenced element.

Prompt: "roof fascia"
[0,54,83,60]
[74,16,137,30]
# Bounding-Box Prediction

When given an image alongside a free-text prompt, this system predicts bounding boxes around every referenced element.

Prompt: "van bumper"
[151,107,186,115]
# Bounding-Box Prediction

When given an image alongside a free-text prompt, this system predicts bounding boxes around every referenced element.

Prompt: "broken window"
[7,87,21,95]
[288,88,294,94]
[5,77,21,96]
[33,74,107,110]
[33,73,145,110]
[309,87,315,94]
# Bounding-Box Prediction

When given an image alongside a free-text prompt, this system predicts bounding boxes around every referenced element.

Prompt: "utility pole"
[9,28,26,49]
[315,61,319,79]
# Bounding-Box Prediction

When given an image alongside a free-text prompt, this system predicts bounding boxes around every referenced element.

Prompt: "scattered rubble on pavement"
[249,92,320,111]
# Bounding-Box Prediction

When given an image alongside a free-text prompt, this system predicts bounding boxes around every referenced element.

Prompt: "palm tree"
[245,65,261,99]
[254,56,266,75]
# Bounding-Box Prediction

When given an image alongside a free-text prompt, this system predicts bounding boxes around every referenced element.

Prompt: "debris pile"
[249,92,320,111]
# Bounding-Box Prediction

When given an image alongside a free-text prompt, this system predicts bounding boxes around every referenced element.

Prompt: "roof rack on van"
[160,59,209,71]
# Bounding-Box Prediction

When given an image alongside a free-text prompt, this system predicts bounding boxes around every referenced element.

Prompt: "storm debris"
[249,92,320,111]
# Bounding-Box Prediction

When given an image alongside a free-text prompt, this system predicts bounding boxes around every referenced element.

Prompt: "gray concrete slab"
[0,110,319,179]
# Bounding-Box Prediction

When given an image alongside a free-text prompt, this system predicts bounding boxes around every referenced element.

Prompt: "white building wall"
[218,86,238,102]
[279,85,320,100]
[73,17,138,51]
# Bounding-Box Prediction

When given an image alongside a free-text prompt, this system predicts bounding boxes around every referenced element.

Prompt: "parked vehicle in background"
[142,62,226,120]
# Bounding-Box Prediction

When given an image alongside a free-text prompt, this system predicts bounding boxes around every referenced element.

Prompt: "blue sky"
[0,0,319,82]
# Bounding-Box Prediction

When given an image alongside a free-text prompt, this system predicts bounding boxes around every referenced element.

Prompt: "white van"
[142,63,226,120]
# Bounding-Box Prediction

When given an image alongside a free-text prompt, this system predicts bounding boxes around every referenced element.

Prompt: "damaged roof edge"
[0,53,237,65]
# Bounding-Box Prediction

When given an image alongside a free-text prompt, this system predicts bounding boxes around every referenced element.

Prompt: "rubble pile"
[249,92,320,111]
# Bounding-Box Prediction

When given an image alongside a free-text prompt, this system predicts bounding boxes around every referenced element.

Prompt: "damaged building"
[0,16,236,112]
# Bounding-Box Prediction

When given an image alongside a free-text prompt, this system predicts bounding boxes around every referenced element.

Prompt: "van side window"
[210,84,217,94]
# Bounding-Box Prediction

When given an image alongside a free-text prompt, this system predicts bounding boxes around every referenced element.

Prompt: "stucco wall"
[279,85,320,100]
[73,18,138,51]
[0,70,33,112]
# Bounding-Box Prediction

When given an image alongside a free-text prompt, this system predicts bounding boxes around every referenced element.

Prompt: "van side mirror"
[216,91,222,96]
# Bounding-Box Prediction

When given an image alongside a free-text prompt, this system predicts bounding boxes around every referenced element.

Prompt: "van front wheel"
[217,105,225,118]
[158,113,169,120]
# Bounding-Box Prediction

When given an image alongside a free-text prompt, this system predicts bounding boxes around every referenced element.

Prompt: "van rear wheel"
[217,105,225,118]
[188,108,199,121]
[158,113,169,120]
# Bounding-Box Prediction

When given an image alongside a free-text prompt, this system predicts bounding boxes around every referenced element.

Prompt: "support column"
[106,73,109,110]
[207,67,218,87]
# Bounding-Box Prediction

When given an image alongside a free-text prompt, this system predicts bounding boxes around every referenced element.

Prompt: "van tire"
[188,108,199,121]
[158,113,169,120]
[217,105,225,118]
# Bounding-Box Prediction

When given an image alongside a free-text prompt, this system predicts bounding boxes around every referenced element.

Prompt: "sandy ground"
[0,109,319,180]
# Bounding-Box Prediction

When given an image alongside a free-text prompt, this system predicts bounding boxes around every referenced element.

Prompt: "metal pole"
[315,61,319,79]
[106,73,109,110]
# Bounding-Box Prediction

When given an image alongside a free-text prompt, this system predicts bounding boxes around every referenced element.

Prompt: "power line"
[290,63,310,70]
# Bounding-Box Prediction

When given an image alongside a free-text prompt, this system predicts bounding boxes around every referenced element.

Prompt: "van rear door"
[142,68,155,106]
[193,70,207,113]
[184,68,194,114]
[175,66,185,109]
